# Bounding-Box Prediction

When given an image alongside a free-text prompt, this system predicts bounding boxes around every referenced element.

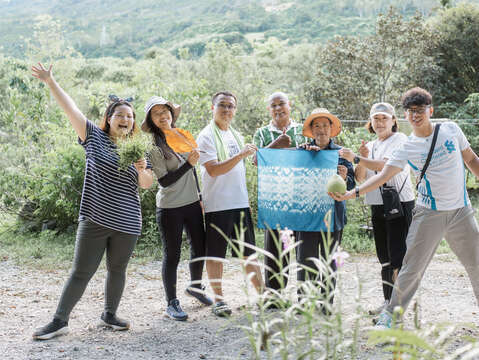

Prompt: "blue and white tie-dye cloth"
[257,148,338,232]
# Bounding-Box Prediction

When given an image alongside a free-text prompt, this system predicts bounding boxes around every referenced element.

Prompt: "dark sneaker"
[185,286,213,306]
[212,301,232,317]
[165,299,188,321]
[32,318,69,340]
[100,312,130,331]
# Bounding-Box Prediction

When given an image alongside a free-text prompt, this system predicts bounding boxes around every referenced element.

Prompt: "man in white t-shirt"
[330,87,479,328]
[196,91,264,317]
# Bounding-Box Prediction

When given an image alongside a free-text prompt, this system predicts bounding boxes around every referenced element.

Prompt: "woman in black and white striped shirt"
[31,63,153,340]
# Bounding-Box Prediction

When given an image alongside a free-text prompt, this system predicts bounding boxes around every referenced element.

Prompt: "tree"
[309,7,438,119]
[26,15,76,62]
[427,3,479,114]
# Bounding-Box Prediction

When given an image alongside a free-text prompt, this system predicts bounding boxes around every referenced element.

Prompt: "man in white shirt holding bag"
[330,87,479,328]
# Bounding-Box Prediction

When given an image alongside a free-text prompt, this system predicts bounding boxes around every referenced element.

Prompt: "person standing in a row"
[330,87,479,329]
[197,91,265,317]
[31,63,153,340]
[142,96,213,322]
[339,103,415,316]
[298,108,355,309]
[253,92,303,303]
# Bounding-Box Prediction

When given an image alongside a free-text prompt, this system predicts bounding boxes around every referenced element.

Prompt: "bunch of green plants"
[116,133,152,171]
[213,213,358,359]
[226,217,479,359]
[368,314,479,359]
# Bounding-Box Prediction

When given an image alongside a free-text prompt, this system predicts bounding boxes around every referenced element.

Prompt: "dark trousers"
[157,201,206,303]
[264,229,298,291]
[297,230,342,303]
[55,219,137,321]
[204,208,256,258]
[371,200,414,300]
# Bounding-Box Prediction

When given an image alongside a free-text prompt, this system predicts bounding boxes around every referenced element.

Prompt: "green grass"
[0,215,162,268]
[0,217,75,270]
[3,190,479,268]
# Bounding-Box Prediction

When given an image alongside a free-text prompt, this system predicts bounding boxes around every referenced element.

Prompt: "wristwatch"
[355,187,360,198]
[353,156,360,164]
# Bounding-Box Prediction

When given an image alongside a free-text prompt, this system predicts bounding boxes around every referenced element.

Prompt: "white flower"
[280,228,294,250]
[332,246,349,268]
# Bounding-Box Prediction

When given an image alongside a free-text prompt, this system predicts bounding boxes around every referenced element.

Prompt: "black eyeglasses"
[108,94,134,103]
[406,105,430,115]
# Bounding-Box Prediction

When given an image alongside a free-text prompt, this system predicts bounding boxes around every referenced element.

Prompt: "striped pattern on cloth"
[78,120,142,235]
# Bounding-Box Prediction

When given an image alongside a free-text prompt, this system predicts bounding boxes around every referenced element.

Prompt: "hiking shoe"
[369,299,390,316]
[165,299,188,321]
[374,310,392,330]
[32,318,69,340]
[185,286,213,306]
[100,312,130,331]
[212,301,232,317]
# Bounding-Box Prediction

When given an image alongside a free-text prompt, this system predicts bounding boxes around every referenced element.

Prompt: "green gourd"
[326,174,346,194]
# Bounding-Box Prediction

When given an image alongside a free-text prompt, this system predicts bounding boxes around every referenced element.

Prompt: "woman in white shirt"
[340,103,415,315]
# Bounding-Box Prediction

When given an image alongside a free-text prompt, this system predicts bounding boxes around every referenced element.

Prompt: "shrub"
[25,144,85,230]
[75,63,107,81]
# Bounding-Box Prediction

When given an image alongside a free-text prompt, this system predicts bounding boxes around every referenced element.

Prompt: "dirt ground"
[1,253,478,360]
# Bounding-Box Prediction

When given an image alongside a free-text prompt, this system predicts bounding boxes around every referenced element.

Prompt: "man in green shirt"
[253,92,303,302]
[253,92,304,149]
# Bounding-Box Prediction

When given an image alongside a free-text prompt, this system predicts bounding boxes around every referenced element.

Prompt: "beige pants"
[386,205,479,314]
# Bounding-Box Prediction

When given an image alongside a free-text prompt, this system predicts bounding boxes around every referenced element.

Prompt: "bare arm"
[31,63,87,141]
[329,164,402,201]
[138,169,154,189]
[204,144,256,177]
[134,159,154,189]
[339,148,386,172]
[353,156,386,172]
[462,147,479,178]
[355,164,367,182]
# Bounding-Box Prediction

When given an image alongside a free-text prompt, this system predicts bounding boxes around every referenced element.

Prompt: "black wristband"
[353,156,360,164]
[355,187,360,198]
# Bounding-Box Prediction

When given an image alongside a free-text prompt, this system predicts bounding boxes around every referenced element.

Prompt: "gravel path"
[1,253,478,359]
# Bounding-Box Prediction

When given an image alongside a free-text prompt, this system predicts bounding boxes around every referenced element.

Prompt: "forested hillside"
[1,1,479,245]
[1,0,478,58]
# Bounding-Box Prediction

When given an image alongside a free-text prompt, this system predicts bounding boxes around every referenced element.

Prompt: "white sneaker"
[374,310,392,330]
[369,299,389,316]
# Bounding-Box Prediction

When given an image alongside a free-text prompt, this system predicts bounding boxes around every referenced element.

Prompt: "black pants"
[156,201,206,303]
[371,200,415,301]
[297,230,342,303]
[264,229,298,291]
[205,208,256,258]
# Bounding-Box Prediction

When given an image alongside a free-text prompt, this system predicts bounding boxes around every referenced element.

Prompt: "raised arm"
[31,63,87,141]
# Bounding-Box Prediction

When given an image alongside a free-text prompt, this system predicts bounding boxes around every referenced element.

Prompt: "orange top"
[164,128,198,153]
